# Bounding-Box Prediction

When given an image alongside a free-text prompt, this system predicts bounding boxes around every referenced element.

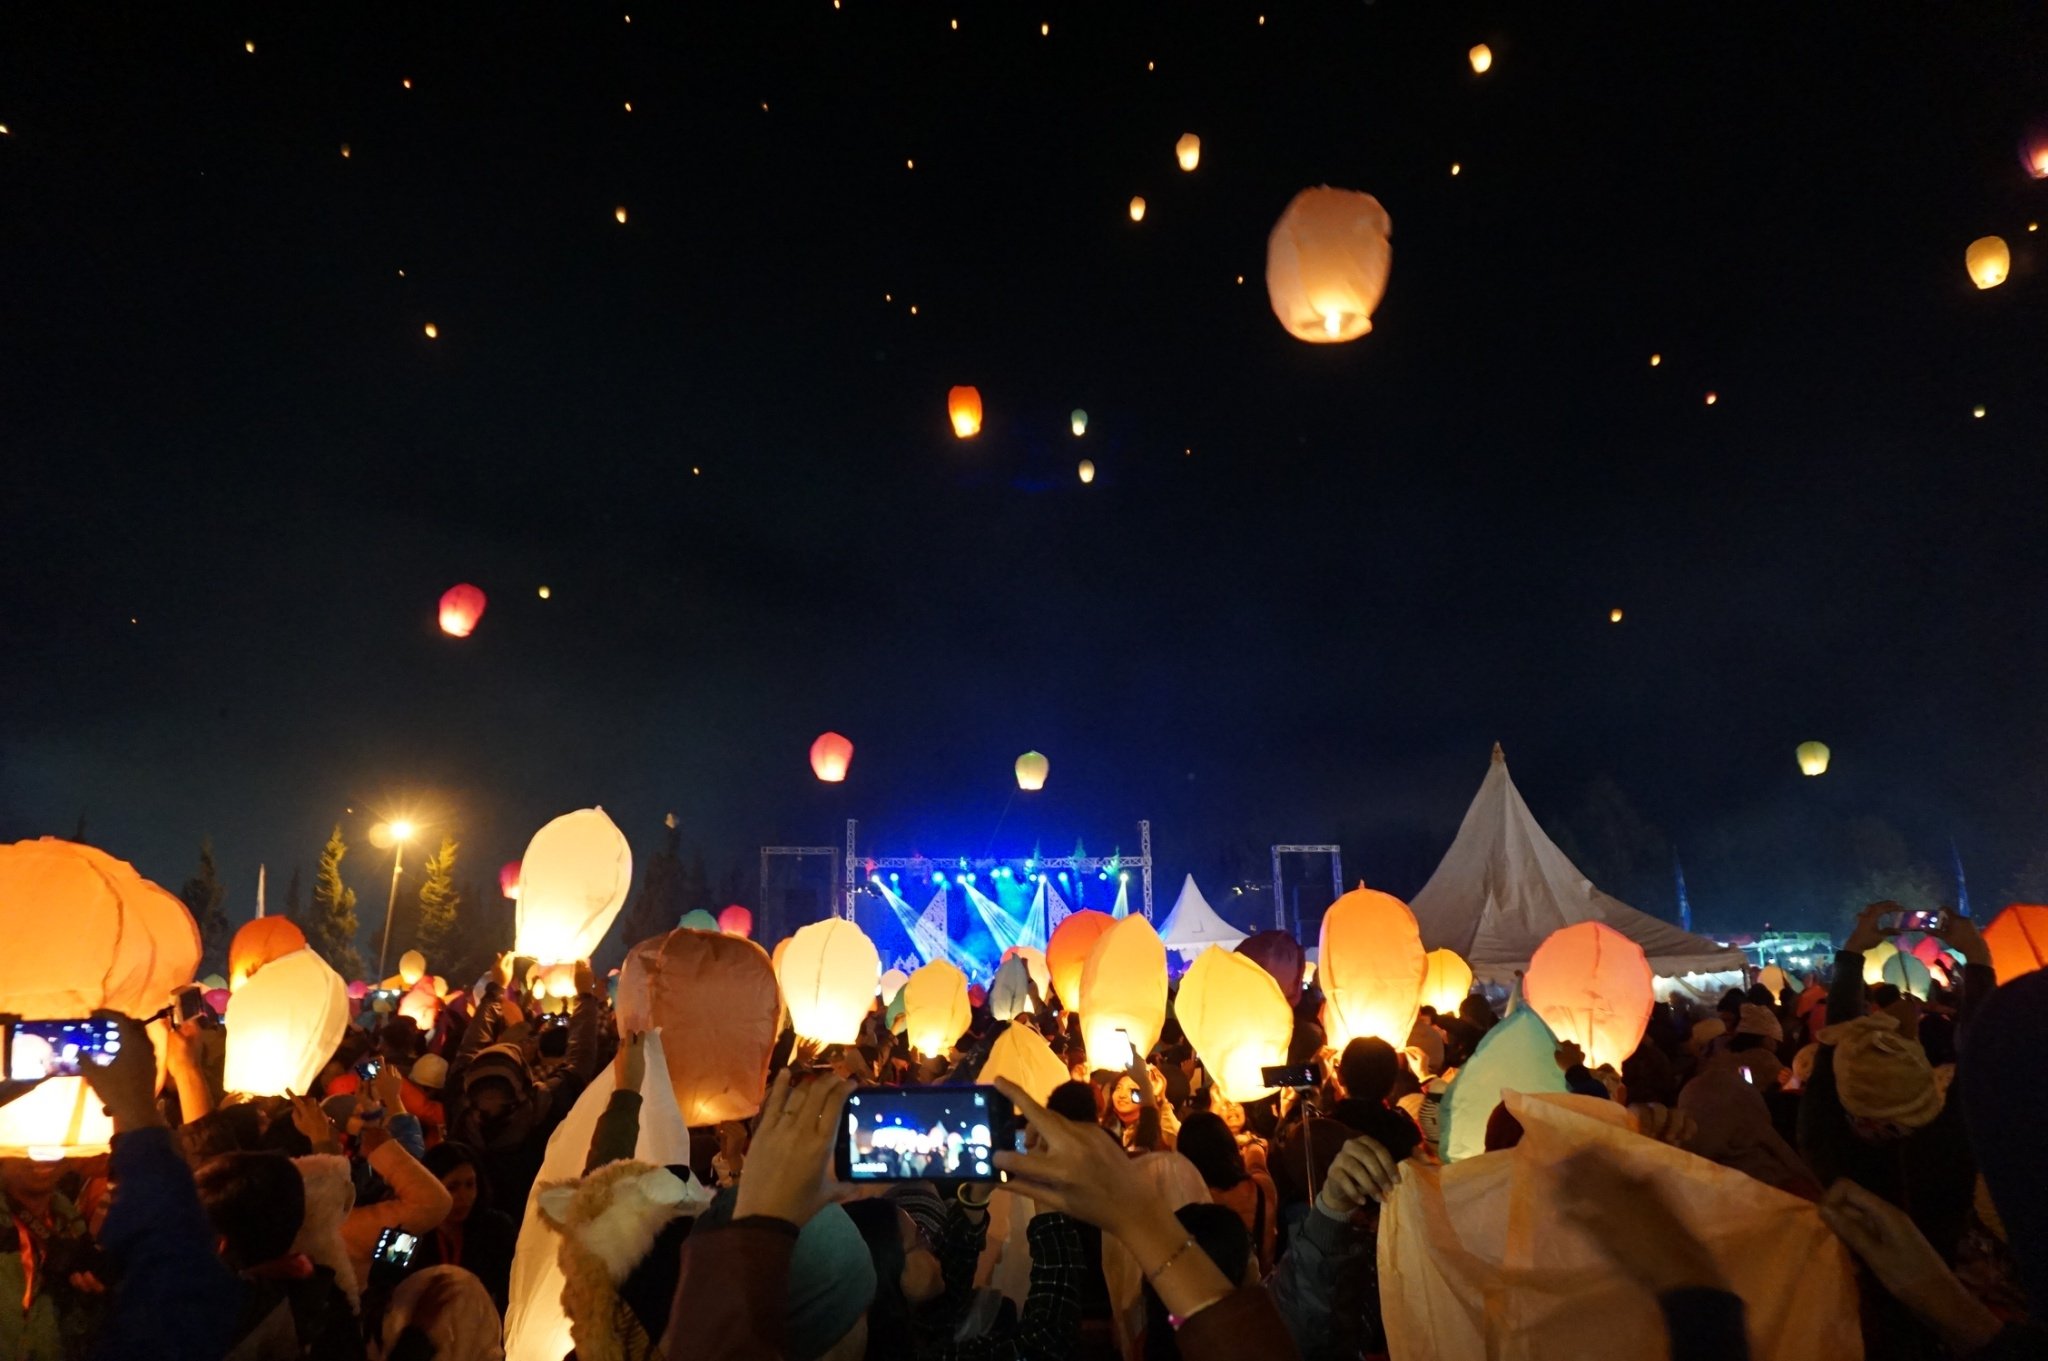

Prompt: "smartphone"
[4,1018,121,1081]
[171,985,206,1027]
[1907,910,1948,934]
[1260,1063,1322,1090]
[836,1085,1019,1184]
[355,1057,384,1081]
[371,1227,419,1269]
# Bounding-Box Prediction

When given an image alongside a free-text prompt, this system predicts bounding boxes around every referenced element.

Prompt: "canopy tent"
[1156,875,1248,960]
[1409,746,1747,999]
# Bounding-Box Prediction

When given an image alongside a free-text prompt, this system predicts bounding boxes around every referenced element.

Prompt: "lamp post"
[374,819,417,979]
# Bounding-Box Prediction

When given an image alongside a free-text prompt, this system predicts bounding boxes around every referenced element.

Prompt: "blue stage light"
[1058,872,1069,883]
[964,873,977,885]
[890,872,900,882]
[1038,873,1048,882]
[1120,872,1129,882]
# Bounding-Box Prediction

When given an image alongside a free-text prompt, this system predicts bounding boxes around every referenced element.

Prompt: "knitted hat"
[1819,1013,1942,1130]
[462,1042,531,1096]
[694,1188,875,1361]
[410,1054,450,1090]
[885,1183,949,1248]
[1735,1004,1783,1044]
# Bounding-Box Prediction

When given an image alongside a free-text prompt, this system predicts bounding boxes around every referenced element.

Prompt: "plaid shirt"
[940,1212,1087,1361]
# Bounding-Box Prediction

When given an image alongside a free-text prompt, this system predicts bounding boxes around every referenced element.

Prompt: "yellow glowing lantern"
[809,731,854,783]
[1176,945,1291,1100]
[1756,964,1790,1003]
[1796,741,1830,777]
[229,915,307,992]
[398,949,427,988]
[1861,939,1900,986]
[777,918,880,1044]
[1967,236,2010,289]
[1318,885,1427,1048]
[1014,751,1049,791]
[618,928,780,1124]
[1419,947,1475,1014]
[1705,391,1718,405]
[902,960,973,1055]
[1266,186,1391,343]
[948,386,983,438]
[514,807,633,965]
[614,205,628,224]
[1078,459,1096,484]
[1523,921,1654,1071]
[538,585,551,599]
[423,322,439,339]
[1984,904,2048,984]
[1175,133,1201,172]
[1048,910,1115,1009]
[1649,353,1661,366]
[1469,43,1493,73]
[1609,607,1623,623]
[1071,409,1087,436]
[1079,913,1168,1068]
[978,1022,1070,1102]
[223,948,349,1096]
[1129,196,1147,222]
[340,143,352,159]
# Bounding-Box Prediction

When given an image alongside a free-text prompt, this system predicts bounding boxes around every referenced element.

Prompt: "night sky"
[6,3,2048,944]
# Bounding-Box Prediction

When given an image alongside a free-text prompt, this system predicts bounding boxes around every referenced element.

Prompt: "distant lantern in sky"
[423,322,438,339]
[1015,750,1049,791]
[1078,459,1096,484]
[537,584,551,599]
[340,143,352,159]
[1469,43,1493,73]
[1070,408,1088,436]
[1176,133,1201,171]
[947,385,982,438]
[1704,391,1718,405]
[2022,126,2048,179]
[245,40,255,53]
[614,205,628,224]
[1649,353,1661,366]
[809,731,854,782]
[1265,186,1392,343]
[1609,607,1623,623]
[1796,741,1831,776]
[1449,163,1461,176]
[1974,405,1987,419]
[437,583,486,637]
[1129,195,1147,222]
[1967,236,2010,289]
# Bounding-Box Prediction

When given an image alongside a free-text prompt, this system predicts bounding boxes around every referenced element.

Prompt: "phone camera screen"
[844,1090,996,1182]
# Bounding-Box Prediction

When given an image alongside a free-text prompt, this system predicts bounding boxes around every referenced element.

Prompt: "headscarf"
[1735,1005,1783,1044]
[687,1189,875,1361]
[381,1265,504,1361]
[1687,1018,1726,1054]
[1818,1013,1941,1131]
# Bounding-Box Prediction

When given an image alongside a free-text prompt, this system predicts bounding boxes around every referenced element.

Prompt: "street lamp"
[373,819,418,978]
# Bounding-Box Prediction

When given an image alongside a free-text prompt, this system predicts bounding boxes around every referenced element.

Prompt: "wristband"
[955,1183,993,1209]
[1146,1235,1198,1281]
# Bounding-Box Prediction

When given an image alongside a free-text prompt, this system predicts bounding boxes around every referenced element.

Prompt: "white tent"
[1157,875,1248,959]
[1409,746,1746,999]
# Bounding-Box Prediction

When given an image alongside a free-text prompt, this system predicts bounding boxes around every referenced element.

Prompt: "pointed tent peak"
[1491,742,1505,764]
[1158,875,1247,953]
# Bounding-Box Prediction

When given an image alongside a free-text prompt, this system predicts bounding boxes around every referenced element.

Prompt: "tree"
[181,840,231,971]
[1555,777,1673,922]
[284,866,303,923]
[414,835,460,958]
[616,814,686,957]
[310,824,362,980]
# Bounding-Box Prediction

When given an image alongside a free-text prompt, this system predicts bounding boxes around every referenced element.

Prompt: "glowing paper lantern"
[1071,409,1088,436]
[1001,945,1051,998]
[1318,885,1427,1049]
[978,1023,1070,1102]
[1523,921,1654,1071]
[1420,948,1475,1014]
[438,584,486,638]
[1175,133,1201,171]
[948,386,983,438]
[1796,741,1831,777]
[1078,914,1168,1069]
[618,928,780,1123]
[1265,187,1391,344]
[1609,608,1624,624]
[1014,751,1049,791]
[1860,939,1900,986]
[1984,904,2048,984]
[1468,43,1493,73]
[398,981,442,1029]
[2024,126,2048,180]
[228,915,307,991]
[223,948,349,1097]
[204,987,230,1013]
[717,904,753,938]
[679,909,719,932]
[902,960,972,1055]
[1437,1006,1568,1162]
[1235,930,1306,1006]
[1129,196,1147,222]
[1757,964,1790,1003]
[1967,236,2010,289]
[500,861,522,900]
[777,918,880,1044]
[1878,948,1932,998]
[614,205,628,224]
[1047,909,1116,1008]
[990,954,1035,1021]
[809,731,854,782]
[399,949,427,988]
[878,967,909,1001]
[1176,946,1292,1100]
[514,808,632,965]
[1078,459,1096,484]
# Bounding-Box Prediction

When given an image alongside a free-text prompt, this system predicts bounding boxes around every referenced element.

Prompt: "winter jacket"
[90,1125,241,1361]
[443,983,601,1211]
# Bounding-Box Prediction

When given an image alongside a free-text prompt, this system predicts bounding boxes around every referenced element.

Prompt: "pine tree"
[284,866,303,922]
[310,825,362,980]
[414,835,460,957]
[180,839,231,971]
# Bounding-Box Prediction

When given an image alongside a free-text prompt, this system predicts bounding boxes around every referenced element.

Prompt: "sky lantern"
[614,205,628,224]
[1078,459,1096,484]
[499,860,522,900]
[1609,608,1624,623]
[2023,127,2048,179]
[948,385,983,438]
[1860,939,1902,986]
[1128,196,1147,222]
[423,322,438,339]
[437,583,486,637]
[902,959,973,1055]
[1757,964,1791,1003]
[809,731,854,782]
[717,904,753,938]
[397,980,441,1029]
[1523,921,1654,1071]
[1047,909,1116,1010]
[1235,929,1306,1005]
[1175,133,1201,171]
[1438,1006,1568,1162]
[1796,741,1831,776]
[1878,947,1932,997]
[1419,947,1475,1014]
[398,949,427,988]
[1070,409,1088,436]
[1468,43,1493,73]
[514,807,632,965]
[1984,904,2048,984]
[1176,945,1292,1100]
[777,918,880,1044]
[1015,751,1049,791]
[1079,913,1169,1068]
[990,954,1035,1020]
[1002,945,1051,996]
[1967,236,2010,289]
[1266,187,1392,344]
[977,1023,1070,1102]
[228,914,307,992]
[618,928,780,1123]
[223,948,349,1096]
[878,967,909,1001]
[1318,885,1428,1049]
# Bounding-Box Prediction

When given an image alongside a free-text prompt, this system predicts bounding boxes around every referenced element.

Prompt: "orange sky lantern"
[1319,885,1427,1048]
[948,386,983,438]
[229,914,307,991]
[1047,909,1115,1009]
[810,731,854,782]
[1266,187,1391,343]
[437,583,486,637]
[1984,904,2048,984]
[1523,920,1654,1070]
[1177,945,1292,1099]
[1079,913,1168,1068]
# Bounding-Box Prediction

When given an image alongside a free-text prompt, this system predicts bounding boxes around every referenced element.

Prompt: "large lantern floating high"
[1015,750,1049,791]
[1523,920,1655,1071]
[948,386,983,438]
[1796,741,1831,776]
[1266,187,1392,344]
[514,807,632,966]
[438,583,487,637]
[1175,133,1201,171]
[223,948,350,1097]
[1318,885,1427,1049]
[1967,236,2010,289]
[1176,946,1291,1100]
[1079,913,1168,1069]
[2024,126,2048,180]
[778,919,879,1044]
[809,731,854,783]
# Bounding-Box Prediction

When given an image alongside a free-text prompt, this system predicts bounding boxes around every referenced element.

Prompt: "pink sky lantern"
[718,904,753,937]
[499,860,522,900]
[437,583,487,637]
[2024,125,2048,180]
[810,731,854,782]
[1523,920,1654,1071]
[346,979,369,1000]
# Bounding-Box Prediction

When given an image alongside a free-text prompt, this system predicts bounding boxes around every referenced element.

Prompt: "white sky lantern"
[902,960,972,1055]
[1469,43,1493,73]
[1071,409,1088,436]
[1967,235,2010,289]
[1015,751,1050,791]
[1176,945,1291,1100]
[1796,741,1831,777]
[1266,187,1392,344]
[399,949,427,987]
[1078,459,1096,484]
[515,808,633,965]
[978,1023,1070,1102]
[1079,913,1168,1068]
[1175,133,1201,171]
[223,948,349,1097]
[778,918,881,1044]
[1129,195,1147,222]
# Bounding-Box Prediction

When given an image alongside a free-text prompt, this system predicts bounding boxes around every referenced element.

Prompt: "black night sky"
[6,3,2048,947]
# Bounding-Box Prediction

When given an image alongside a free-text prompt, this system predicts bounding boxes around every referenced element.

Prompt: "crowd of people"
[3,901,2045,1359]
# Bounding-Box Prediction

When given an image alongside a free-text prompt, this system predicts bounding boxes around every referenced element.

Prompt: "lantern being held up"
[1967,236,2010,289]
[977,1022,1070,1103]
[223,948,350,1097]
[1796,741,1831,776]
[1522,921,1654,1072]
[1437,1006,1567,1162]
[1176,946,1292,1100]
[1420,948,1475,1015]
[514,807,632,965]
[1014,751,1049,791]
[1318,885,1427,1049]
[777,918,881,1044]
[1984,904,2048,984]
[948,386,983,438]
[399,949,427,988]
[438,583,487,637]
[902,960,972,1056]
[810,732,854,783]
[1047,909,1116,1009]
[228,914,307,991]
[1175,133,1200,171]
[1079,913,1168,1069]
[1757,964,1791,1004]
[618,928,781,1124]
[989,954,1035,1021]
[1266,187,1392,343]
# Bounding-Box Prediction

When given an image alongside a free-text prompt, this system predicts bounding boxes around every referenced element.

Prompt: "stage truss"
[839,818,1154,921]
[1271,843,1343,932]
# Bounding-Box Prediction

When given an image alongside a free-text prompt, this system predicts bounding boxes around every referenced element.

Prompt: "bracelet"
[955,1183,993,1209]
[1146,1236,1199,1280]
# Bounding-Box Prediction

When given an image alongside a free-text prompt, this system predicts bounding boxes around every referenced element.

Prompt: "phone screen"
[373,1228,419,1267]
[171,986,205,1027]
[836,1085,1017,1183]
[6,1019,121,1080]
